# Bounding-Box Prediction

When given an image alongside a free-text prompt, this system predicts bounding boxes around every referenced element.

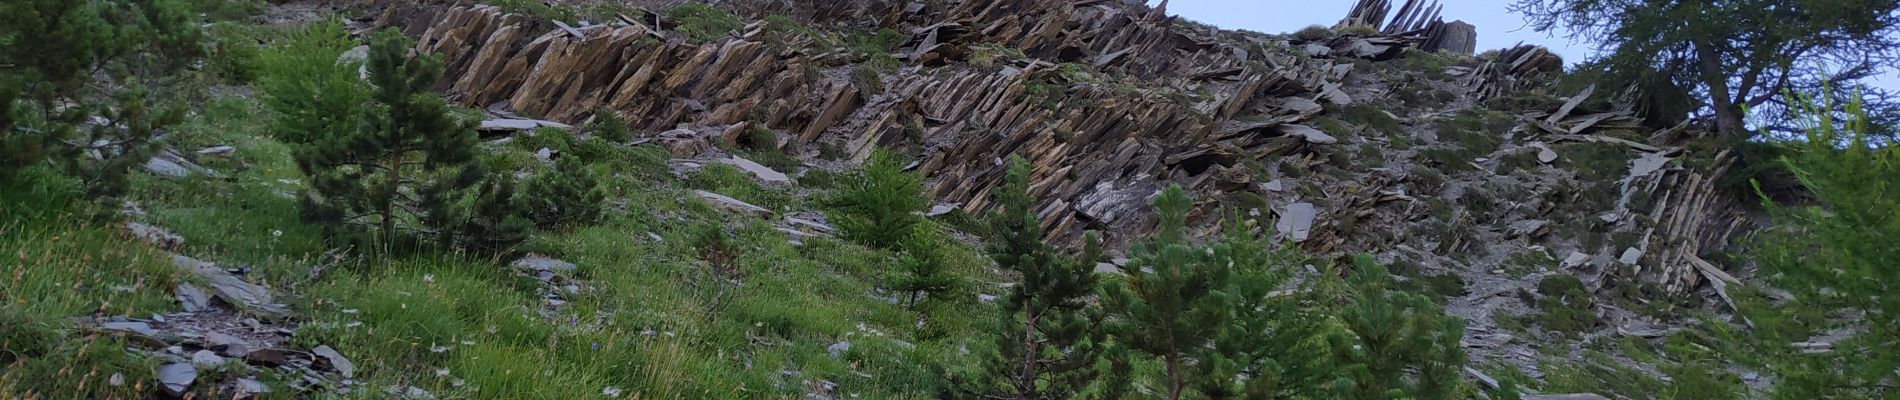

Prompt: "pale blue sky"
[1148,0,1899,93]
[1147,0,1594,61]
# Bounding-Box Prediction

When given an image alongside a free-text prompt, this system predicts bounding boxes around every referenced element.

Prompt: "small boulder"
[719,156,790,183]
[156,362,196,397]
[196,145,237,157]
[175,283,211,312]
[1274,203,1319,242]
[311,345,355,378]
[694,190,771,216]
[511,255,577,273]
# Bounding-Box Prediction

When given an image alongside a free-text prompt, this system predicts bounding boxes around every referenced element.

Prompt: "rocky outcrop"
[391,2,1760,374]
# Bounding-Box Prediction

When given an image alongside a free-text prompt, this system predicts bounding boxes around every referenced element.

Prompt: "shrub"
[892,224,957,308]
[517,158,605,230]
[0,0,205,200]
[847,28,906,72]
[1534,274,1597,333]
[1293,25,1335,41]
[456,176,532,255]
[1339,104,1402,136]
[258,19,370,147]
[958,157,1104,399]
[828,149,926,250]
[276,29,485,250]
[587,109,631,142]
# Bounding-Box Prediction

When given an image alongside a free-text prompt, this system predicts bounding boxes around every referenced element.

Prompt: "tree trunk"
[1696,40,1747,136]
[380,151,404,249]
[1018,304,1039,400]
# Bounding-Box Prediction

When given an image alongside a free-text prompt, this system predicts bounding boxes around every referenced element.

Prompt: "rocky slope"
[376,0,1755,379]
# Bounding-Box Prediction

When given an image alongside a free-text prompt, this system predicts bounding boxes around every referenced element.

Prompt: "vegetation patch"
[1533,274,1598,334]
[1338,104,1403,136]
[668,3,744,43]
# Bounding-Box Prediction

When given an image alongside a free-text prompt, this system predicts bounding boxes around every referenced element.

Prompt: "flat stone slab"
[1275,203,1319,242]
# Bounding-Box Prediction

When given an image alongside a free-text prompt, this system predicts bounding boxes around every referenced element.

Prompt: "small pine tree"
[1101,185,1233,400]
[961,155,1107,400]
[1739,92,1900,398]
[257,18,369,147]
[516,159,605,230]
[0,0,204,199]
[1198,214,1310,399]
[829,149,926,250]
[1326,256,1469,399]
[287,28,484,250]
[456,176,532,255]
[892,224,957,308]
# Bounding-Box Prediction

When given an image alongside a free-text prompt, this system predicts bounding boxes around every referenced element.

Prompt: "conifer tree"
[0,0,204,197]
[1196,215,1312,399]
[1326,256,1469,399]
[289,28,483,249]
[457,176,532,255]
[962,156,1108,400]
[1101,185,1233,400]
[829,149,926,249]
[892,224,957,308]
[517,158,605,230]
[1734,93,1900,398]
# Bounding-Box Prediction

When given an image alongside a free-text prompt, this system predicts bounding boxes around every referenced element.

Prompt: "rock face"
[391,0,1758,375]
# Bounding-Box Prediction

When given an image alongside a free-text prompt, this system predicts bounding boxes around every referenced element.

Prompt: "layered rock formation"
[386,0,1756,371]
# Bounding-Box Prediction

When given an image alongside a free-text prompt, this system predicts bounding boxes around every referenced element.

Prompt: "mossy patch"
[668,3,743,43]
[1534,274,1597,334]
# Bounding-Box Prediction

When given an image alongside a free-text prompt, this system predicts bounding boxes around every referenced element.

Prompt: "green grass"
[1534,274,1597,334]
[1338,104,1402,136]
[0,169,186,399]
[1422,109,1514,172]
[669,3,744,43]
[688,163,798,212]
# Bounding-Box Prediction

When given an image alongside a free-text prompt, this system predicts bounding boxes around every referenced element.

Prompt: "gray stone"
[196,145,236,157]
[924,203,960,217]
[1561,252,1590,269]
[157,362,196,397]
[191,350,226,367]
[1507,220,1549,238]
[1524,395,1611,400]
[827,341,851,358]
[1279,124,1338,144]
[101,321,159,337]
[337,45,368,64]
[718,156,790,183]
[384,385,437,399]
[205,332,248,356]
[1618,248,1643,265]
[785,217,835,233]
[172,255,288,318]
[1629,151,1669,177]
[479,118,573,132]
[1534,143,1558,163]
[312,345,355,378]
[1275,203,1319,242]
[511,255,577,273]
[236,378,270,397]
[175,283,211,312]
[144,156,192,178]
[1280,97,1323,114]
[694,190,771,216]
[127,222,185,249]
